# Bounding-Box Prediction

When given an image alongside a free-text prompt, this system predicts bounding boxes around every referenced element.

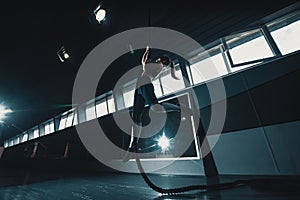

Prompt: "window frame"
[44,119,55,135]
[221,27,281,68]
[189,44,230,85]
[95,98,108,118]
[266,9,300,56]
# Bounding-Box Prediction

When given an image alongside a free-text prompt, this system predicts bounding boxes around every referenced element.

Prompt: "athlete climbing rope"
[122,45,189,162]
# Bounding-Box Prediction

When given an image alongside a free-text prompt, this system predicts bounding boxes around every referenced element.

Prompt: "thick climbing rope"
[134,153,254,195]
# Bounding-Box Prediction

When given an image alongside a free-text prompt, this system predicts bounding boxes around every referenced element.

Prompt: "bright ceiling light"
[63,52,70,59]
[157,133,170,150]
[89,2,106,24]
[57,46,70,63]
[95,9,106,23]
[0,104,12,121]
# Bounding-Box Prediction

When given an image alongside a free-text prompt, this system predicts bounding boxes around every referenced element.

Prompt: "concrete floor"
[0,168,300,200]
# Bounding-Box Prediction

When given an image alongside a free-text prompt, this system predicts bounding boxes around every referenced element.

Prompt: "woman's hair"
[159,55,180,80]
[159,55,171,66]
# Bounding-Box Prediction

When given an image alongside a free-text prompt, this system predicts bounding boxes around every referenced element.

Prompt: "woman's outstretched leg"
[123,120,143,162]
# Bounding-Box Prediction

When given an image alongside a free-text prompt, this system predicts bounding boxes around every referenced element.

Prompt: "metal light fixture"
[89,2,106,24]
[57,46,70,63]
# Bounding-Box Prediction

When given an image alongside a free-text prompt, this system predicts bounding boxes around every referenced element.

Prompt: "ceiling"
[0,0,298,141]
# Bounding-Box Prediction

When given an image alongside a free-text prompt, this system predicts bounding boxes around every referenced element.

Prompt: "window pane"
[86,104,96,121]
[123,90,134,108]
[123,85,135,108]
[28,131,33,140]
[4,141,8,148]
[96,100,108,117]
[14,137,20,145]
[22,133,28,142]
[33,128,39,139]
[152,79,163,98]
[66,113,74,127]
[107,95,116,113]
[226,29,274,65]
[9,140,13,146]
[44,121,54,135]
[45,123,50,134]
[269,20,300,55]
[190,53,228,85]
[49,121,54,133]
[73,112,78,125]
[59,115,67,130]
[160,65,185,95]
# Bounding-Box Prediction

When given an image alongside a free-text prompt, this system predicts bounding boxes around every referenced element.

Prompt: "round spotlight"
[158,134,170,150]
[63,53,70,59]
[95,9,106,23]
[57,46,70,63]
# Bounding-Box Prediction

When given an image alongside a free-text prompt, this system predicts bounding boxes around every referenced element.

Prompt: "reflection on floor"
[0,167,300,200]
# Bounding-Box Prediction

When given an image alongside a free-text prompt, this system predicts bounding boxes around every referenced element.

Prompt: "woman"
[123,46,185,162]
[133,45,180,121]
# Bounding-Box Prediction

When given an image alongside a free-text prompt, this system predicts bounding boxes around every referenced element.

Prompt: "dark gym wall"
[199,52,300,175]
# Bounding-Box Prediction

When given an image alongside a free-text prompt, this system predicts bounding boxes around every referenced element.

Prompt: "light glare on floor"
[158,134,169,150]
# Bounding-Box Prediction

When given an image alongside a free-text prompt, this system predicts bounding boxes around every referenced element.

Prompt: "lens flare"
[158,133,169,150]
[0,104,12,121]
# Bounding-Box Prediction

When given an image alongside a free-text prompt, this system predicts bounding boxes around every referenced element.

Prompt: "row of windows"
[188,10,300,86]
[4,94,117,147]
[5,127,40,148]
[4,9,300,148]
[58,111,78,130]
[85,95,116,121]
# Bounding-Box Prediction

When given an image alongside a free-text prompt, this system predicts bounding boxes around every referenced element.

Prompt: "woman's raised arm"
[141,45,150,66]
